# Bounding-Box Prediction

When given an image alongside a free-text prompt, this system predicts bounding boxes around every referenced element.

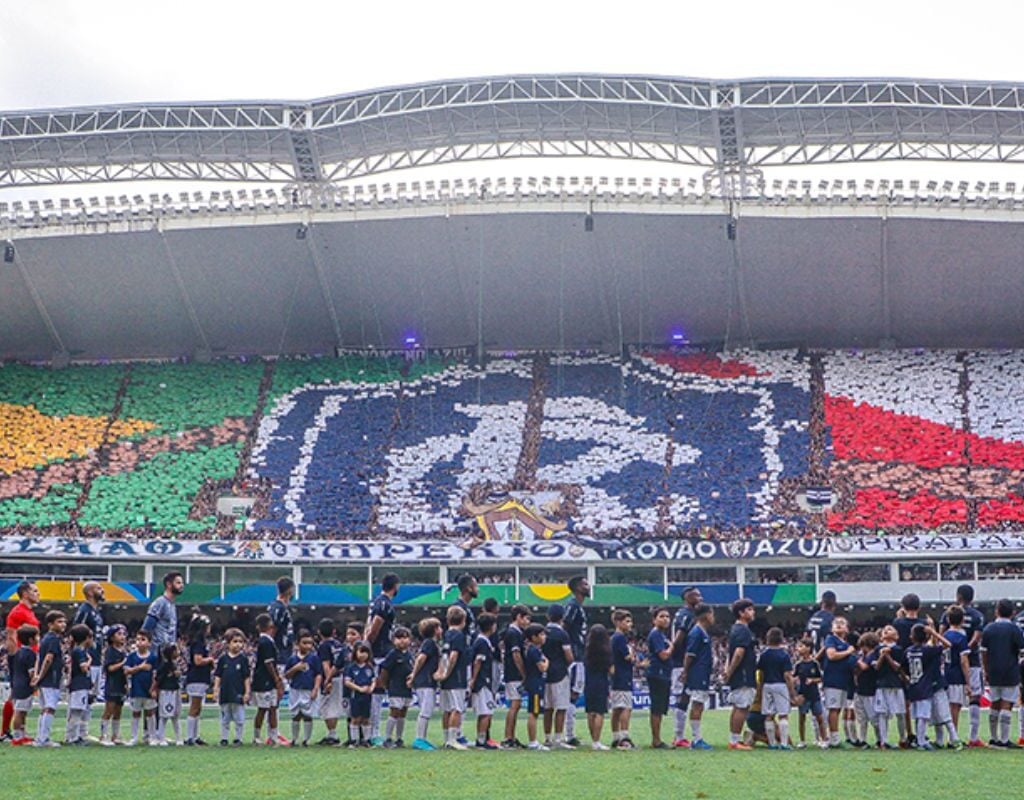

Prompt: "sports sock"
[416,713,430,740]
[1000,709,1013,743]
[765,719,777,746]
[187,716,198,741]
[156,716,167,743]
[2,699,14,735]
[729,731,741,745]
[395,717,405,740]
[611,729,623,742]
[111,719,121,741]
[829,730,840,746]
[674,707,687,739]
[843,714,856,741]
[385,717,397,741]
[101,718,110,740]
[945,720,959,743]
[269,726,278,742]
[443,726,452,744]
[878,715,888,744]
[565,711,576,740]
[916,717,929,745]
[990,710,1000,741]
[778,718,789,747]
[84,704,93,734]
[303,719,312,743]
[935,724,945,746]
[292,719,300,742]
[131,715,141,742]
[253,724,262,742]
[370,694,384,739]
[895,713,907,742]
[221,711,231,742]
[38,713,53,743]
[970,704,981,741]
[360,724,371,743]
[350,722,359,742]
[690,719,701,741]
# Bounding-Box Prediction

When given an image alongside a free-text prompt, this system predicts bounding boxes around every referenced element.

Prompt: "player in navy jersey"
[124,629,158,746]
[316,618,344,745]
[609,610,636,749]
[940,585,985,746]
[100,625,128,746]
[757,627,797,749]
[268,577,296,665]
[482,597,501,744]
[65,624,95,745]
[723,598,757,750]
[213,628,251,745]
[10,625,38,745]
[805,591,836,656]
[542,604,575,749]
[563,575,589,746]
[33,610,67,747]
[873,625,907,749]
[903,622,958,750]
[893,593,928,648]
[853,632,880,748]
[378,626,413,748]
[671,586,701,747]
[284,631,323,746]
[821,617,855,748]
[982,598,1024,747]
[501,604,532,749]
[941,606,971,737]
[470,613,499,749]
[435,605,469,749]
[327,622,361,746]
[72,581,105,740]
[522,624,549,751]
[185,613,214,746]
[344,644,376,747]
[252,613,285,746]
[409,616,442,751]
[679,603,714,750]
[582,622,612,750]
[453,574,478,643]
[793,638,825,748]
[367,573,399,746]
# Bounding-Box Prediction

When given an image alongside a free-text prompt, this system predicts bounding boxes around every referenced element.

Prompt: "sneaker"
[989,739,1005,749]
[651,741,670,749]
[194,738,208,746]
[381,740,396,749]
[443,741,469,751]
[777,744,793,751]
[276,734,291,746]
[1005,740,1022,749]
[232,740,243,747]
[566,737,582,747]
[220,739,230,746]
[552,740,576,750]
[394,739,405,748]
[85,735,101,744]
[477,740,499,750]
[11,737,33,746]
[968,739,988,748]
[456,736,471,747]
[1018,737,1024,747]
[0,733,12,743]
[948,741,965,751]
[123,740,137,748]
[411,738,435,751]
[33,740,61,748]
[673,738,691,748]
[728,742,752,751]
[526,742,550,751]
[592,742,610,750]
[500,738,517,750]
[795,741,807,749]
[767,744,780,750]
[184,739,194,746]
[691,739,713,750]
[617,737,636,750]
[878,742,897,750]
[916,742,936,751]
[369,736,385,747]
[100,739,115,747]
[817,741,830,750]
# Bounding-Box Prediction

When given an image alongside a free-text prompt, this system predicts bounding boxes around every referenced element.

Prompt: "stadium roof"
[6,75,1024,188]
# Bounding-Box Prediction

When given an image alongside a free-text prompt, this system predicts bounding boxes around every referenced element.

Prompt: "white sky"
[4,1,1024,200]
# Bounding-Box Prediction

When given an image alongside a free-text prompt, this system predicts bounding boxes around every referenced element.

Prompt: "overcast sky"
[3,1,1024,197]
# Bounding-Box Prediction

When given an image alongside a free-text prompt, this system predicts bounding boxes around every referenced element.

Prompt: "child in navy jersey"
[100,625,128,746]
[794,638,825,748]
[344,643,376,747]
[284,631,323,746]
[378,626,413,748]
[757,627,796,749]
[213,628,251,745]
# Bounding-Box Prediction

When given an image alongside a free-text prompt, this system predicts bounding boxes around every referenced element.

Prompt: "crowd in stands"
[2,348,1024,540]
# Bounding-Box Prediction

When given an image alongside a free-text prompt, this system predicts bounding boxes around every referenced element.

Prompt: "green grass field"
[3,708,1020,800]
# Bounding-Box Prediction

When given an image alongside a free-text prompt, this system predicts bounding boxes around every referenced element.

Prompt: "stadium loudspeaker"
[51,350,71,369]
[3,242,13,263]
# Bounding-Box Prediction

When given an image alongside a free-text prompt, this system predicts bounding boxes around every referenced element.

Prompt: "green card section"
[0,482,80,527]
[120,362,264,434]
[77,444,241,532]
[0,363,124,417]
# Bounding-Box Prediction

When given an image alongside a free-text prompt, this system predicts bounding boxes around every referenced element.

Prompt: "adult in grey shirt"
[142,571,185,651]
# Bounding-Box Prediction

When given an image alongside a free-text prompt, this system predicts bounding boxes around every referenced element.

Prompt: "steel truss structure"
[5,76,1024,190]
